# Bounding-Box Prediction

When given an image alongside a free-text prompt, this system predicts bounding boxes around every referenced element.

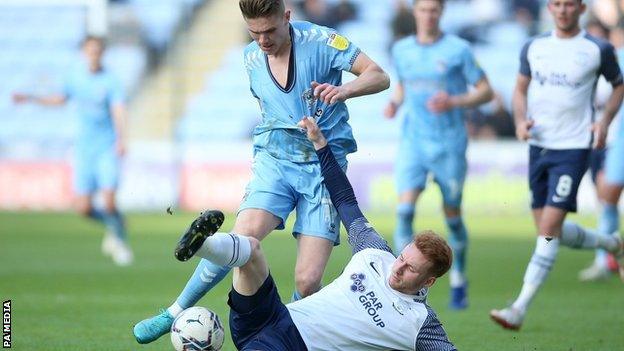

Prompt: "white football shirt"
[287,248,453,351]
[520,30,623,149]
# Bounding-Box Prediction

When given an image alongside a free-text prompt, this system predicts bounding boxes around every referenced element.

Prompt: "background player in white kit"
[490,0,624,330]
[173,116,456,350]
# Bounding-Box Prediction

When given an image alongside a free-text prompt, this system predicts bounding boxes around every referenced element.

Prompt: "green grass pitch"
[1,211,623,350]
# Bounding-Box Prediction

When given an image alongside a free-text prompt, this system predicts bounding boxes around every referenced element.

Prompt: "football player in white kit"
[173,116,456,350]
[490,0,624,331]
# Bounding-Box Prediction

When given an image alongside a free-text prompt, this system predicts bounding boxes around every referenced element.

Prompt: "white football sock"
[195,232,252,267]
[449,269,466,288]
[512,236,559,313]
[167,302,183,317]
[560,221,619,252]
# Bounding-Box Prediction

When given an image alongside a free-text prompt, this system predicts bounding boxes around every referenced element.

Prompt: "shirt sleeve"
[415,306,457,351]
[461,45,485,85]
[347,217,393,255]
[519,40,531,77]
[390,42,403,83]
[316,145,392,255]
[108,75,126,106]
[320,30,361,72]
[599,42,623,87]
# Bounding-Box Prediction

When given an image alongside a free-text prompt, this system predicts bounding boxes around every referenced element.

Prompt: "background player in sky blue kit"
[133,0,390,344]
[600,27,624,274]
[577,21,622,281]
[490,0,624,331]
[383,0,493,310]
[13,36,132,267]
[168,116,456,350]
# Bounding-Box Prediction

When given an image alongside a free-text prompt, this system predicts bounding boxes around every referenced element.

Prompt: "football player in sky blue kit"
[577,22,622,281]
[599,30,624,275]
[13,36,132,266]
[383,0,493,310]
[133,0,390,343]
[169,116,456,350]
[490,0,624,331]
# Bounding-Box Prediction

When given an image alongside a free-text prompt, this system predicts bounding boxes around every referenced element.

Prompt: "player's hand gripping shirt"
[244,21,361,163]
[520,31,623,149]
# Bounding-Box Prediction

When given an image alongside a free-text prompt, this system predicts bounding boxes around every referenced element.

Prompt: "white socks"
[449,270,466,288]
[195,232,252,268]
[167,302,184,317]
[560,221,620,252]
[512,236,559,313]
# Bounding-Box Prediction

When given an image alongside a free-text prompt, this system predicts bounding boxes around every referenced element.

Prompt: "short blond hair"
[239,0,284,19]
[413,230,452,278]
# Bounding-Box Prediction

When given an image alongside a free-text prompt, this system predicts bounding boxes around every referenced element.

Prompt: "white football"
[170,306,225,351]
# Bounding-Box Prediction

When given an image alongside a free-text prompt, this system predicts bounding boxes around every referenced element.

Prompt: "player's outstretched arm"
[12,93,67,106]
[298,117,392,254]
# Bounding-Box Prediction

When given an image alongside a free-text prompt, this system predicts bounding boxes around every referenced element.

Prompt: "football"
[170,306,225,351]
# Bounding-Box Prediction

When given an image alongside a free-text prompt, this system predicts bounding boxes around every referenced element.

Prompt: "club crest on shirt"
[350,273,366,293]
[301,88,316,112]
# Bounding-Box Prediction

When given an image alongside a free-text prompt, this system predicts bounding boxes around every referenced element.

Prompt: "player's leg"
[435,145,468,309]
[490,145,549,330]
[73,152,102,223]
[292,235,333,299]
[154,211,296,350]
[228,240,306,350]
[290,164,340,300]
[134,212,283,344]
[547,151,622,255]
[133,152,292,343]
[579,149,615,280]
[395,190,422,252]
[93,149,130,262]
[602,140,624,275]
[73,151,119,257]
[100,189,133,266]
[394,144,426,252]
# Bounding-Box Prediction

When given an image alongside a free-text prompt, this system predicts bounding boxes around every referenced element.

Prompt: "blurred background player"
[578,20,622,281]
[383,0,493,310]
[490,0,624,330]
[132,0,389,344]
[12,35,132,266]
[170,115,456,350]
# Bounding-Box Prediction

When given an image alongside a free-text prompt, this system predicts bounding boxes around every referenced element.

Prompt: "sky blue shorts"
[73,148,120,195]
[395,139,467,208]
[606,139,624,185]
[239,151,343,245]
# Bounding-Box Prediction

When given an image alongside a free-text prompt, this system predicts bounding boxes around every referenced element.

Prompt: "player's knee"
[294,269,322,297]
[538,221,562,237]
[246,237,263,260]
[75,202,91,217]
[443,206,461,218]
